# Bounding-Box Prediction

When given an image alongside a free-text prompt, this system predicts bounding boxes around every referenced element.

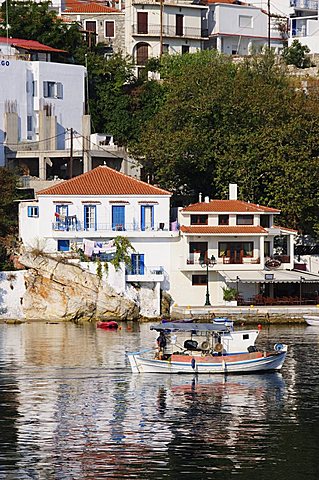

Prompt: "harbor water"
[0,321,318,479]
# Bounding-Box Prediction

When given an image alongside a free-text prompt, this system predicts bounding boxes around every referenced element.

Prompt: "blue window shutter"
[84,205,88,229]
[27,206,32,217]
[139,254,145,274]
[131,254,137,275]
[141,206,145,231]
[112,206,125,230]
[151,206,154,229]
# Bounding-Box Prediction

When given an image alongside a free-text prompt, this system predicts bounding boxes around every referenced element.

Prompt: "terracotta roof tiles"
[37,166,171,196]
[180,226,268,234]
[182,200,280,213]
[0,37,65,53]
[64,2,120,13]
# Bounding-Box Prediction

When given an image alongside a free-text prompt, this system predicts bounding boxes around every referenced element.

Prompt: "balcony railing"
[291,26,308,37]
[132,24,207,38]
[52,221,172,232]
[127,265,164,276]
[290,0,318,9]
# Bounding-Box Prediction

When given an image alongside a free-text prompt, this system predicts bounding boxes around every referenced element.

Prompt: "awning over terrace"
[221,270,319,284]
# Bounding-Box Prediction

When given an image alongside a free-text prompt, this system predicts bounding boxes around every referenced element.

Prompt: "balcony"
[132,24,207,39]
[51,221,179,238]
[290,0,318,10]
[126,265,164,282]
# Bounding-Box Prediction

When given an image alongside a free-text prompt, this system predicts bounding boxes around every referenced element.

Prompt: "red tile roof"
[37,166,171,196]
[180,226,268,234]
[0,37,66,53]
[64,2,120,13]
[182,200,280,213]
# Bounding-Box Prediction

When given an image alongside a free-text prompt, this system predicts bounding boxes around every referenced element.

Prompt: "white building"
[19,165,180,313]
[125,0,208,72]
[288,0,319,53]
[169,184,319,307]
[206,0,284,55]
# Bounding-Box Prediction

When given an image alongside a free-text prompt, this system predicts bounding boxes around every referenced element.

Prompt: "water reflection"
[0,322,318,479]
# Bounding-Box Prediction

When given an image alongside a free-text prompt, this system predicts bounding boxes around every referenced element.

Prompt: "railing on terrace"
[186,256,261,265]
[132,24,207,38]
[52,221,174,232]
[291,26,308,37]
[126,266,164,276]
[290,0,318,9]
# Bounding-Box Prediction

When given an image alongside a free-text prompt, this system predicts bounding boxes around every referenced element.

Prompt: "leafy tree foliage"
[0,168,19,270]
[282,40,312,68]
[0,1,85,59]
[130,51,319,236]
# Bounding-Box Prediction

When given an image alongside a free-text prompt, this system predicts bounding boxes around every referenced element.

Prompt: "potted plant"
[222,287,238,306]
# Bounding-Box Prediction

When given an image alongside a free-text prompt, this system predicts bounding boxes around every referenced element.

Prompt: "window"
[112,205,125,231]
[85,21,96,32]
[105,21,115,38]
[260,215,270,228]
[141,205,154,231]
[218,214,229,225]
[265,241,271,257]
[176,14,184,36]
[162,44,169,54]
[218,242,253,259]
[58,240,70,252]
[242,242,253,257]
[27,206,39,217]
[189,242,207,264]
[27,116,33,132]
[43,81,63,99]
[243,334,249,340]
[84,205,96,231]
[182,45,189,54]
[239,15,253,28]
[32,80,37,97]
[131,254,145,275]
[137,12,148,34]
[236,214,254,225]
[190,214,208,225]
[192,274,207,286]
[55,204,69,230]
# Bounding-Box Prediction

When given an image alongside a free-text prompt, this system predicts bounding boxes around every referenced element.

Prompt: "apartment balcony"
[126,266,164,282]
[290,0,318,10]
[132,24,207,39]
[51,221,179,238]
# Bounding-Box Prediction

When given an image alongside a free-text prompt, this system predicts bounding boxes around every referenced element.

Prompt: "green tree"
[130,50,319,236]
[0,168,19,270]
[282,40,312,68]
[0,1,85,59]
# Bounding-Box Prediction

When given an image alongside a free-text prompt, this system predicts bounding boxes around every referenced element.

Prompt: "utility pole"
[268,0,271,49]
[70,127,73,179]
[159,0,163,57]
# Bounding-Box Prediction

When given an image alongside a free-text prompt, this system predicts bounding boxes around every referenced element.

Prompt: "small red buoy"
[257,324,262,330]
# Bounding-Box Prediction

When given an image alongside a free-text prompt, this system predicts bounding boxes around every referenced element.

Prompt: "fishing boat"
[127,319,287,374]
[97,320,119,330]
[304,315,319,326]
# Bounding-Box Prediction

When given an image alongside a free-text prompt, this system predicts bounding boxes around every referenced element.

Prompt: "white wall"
[0,271,26,319]
[0,59,86,164]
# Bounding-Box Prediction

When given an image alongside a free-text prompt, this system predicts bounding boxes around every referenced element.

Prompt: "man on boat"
[156,331,167,359]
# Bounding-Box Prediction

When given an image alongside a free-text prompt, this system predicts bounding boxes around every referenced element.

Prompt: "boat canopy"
[150,322,228,333]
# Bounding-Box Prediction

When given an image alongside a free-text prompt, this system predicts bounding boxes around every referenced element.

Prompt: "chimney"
[204,196,210,203]
[199,192,202,203]
[229,183,238,200]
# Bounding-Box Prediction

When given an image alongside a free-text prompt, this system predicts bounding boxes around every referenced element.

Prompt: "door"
[55,204,68,230]
[141,205,154,231]
[176,14,184,36]
[84,205,96,231]
[58,240,70,252]
[112,205,125,230]
[136,43,149,65]
[229,242,242,264]
[131,254,145,275]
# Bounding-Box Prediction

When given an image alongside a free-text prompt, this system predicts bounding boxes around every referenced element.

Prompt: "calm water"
[0,321,319,480]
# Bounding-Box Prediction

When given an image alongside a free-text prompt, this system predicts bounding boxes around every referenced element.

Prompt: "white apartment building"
[206,1,284,55]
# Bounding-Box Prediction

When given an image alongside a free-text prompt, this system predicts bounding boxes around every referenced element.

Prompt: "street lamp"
[200,254,216,306]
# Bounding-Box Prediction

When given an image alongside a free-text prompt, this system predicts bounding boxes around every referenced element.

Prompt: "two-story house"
[206,0,284,55]
[19,166,180,313]
[169,184,319,307]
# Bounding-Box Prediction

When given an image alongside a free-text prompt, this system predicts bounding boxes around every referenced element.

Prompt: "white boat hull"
[304,315,319,326]
[127,350,287,374]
